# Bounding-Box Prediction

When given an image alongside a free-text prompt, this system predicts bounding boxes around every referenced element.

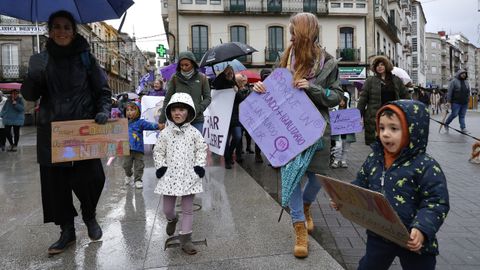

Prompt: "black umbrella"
[199,42,257,67]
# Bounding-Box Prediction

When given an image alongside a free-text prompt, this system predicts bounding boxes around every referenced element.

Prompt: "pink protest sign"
[239,68,326,167]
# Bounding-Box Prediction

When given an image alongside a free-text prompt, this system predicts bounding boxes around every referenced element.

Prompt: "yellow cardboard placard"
[317,175,410,249]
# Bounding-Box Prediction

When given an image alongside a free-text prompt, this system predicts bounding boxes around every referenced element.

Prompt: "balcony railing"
[0,65,27,80]
[224,0,327,14]
[237,54,253,64]
[336,48,361,62]
[265,48,283,63]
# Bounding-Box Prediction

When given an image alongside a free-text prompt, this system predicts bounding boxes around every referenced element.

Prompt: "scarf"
[181,69,195,80]
[46,34,90,59]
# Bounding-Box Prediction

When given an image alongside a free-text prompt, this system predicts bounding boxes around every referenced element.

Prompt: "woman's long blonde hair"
[279,12,322,82]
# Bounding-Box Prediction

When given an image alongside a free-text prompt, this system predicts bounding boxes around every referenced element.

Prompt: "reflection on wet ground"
[0,131,342,269]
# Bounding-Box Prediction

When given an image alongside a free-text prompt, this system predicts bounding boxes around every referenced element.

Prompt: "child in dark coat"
[332,100,449,270]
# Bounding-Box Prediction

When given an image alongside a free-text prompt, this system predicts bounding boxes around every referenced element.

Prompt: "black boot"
[48,223,76,255]
[166,216,178,236]
[85,218,102,241]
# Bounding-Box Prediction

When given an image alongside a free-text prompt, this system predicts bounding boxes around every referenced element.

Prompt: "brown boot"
[179,233,197,255]
[304,203,314,234]
[293,222,308,258]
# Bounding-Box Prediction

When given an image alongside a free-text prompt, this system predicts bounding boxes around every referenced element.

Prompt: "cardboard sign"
[329,108,363,135]
[202,88,236,155]
[141,96,164,144]
[51,119,129,163]
[317,175,410,248]
[239,68,326,167]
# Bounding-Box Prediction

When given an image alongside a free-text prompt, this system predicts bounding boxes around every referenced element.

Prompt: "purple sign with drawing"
[329,108,363,135]
[239,68,326,167]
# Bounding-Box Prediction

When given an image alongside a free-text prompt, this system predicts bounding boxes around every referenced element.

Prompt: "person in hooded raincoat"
[158,51,211,133]
[333,100,449,270]
[153,92,207,255]
[443,69,471,133]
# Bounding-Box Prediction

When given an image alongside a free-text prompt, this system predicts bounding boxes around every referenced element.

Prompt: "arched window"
[191,25,209,61]
[339,27,354,49]
[267,26,284,62]
[231,25,247,61]
[1,43,19,78]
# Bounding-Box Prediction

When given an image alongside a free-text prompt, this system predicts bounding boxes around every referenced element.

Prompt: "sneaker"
[340,161,348,168]
[124,176,132,185]
[135,181,143,189]
[461,128,470,134]
[444,124,449,133]
[330,160,340,169]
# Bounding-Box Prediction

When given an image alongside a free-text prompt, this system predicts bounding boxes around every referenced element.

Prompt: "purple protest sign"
[160,63,177,81]
[329,108,363,135]
[239,68,326,167]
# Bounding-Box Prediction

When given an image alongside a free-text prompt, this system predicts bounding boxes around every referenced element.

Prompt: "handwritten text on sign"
[202,88,235,155]
[51,119,129,163]
[317,175,410,249]
[239,68,326,167]
[329,108,363,135]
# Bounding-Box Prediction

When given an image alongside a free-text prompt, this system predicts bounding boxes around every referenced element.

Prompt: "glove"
[156,167,167,179]
[95,112,109,124]
[194,166,205,178]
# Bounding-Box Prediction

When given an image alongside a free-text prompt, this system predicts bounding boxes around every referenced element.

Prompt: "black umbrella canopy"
[199,42,257,67]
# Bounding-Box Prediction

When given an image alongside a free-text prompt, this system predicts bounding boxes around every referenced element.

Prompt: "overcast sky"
[420,0,480,46]
[106,0,167,52]
[106,0,480,52]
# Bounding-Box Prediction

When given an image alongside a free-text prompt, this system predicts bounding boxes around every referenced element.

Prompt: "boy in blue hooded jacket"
[123,101,159,189]
[332,100,449,270]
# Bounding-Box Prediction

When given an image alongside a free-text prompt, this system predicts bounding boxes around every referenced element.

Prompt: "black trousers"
[358,234,436,270]
[40,159,105,225]
[0,128,5,147]
[4,125,20,146]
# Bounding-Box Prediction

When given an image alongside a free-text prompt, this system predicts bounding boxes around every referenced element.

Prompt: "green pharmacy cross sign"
[156,44,166,58]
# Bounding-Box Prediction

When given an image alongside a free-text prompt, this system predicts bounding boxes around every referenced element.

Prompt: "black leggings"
[4,125,20,146]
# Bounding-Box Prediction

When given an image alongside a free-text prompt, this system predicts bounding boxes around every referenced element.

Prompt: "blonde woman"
[253,12,343,258]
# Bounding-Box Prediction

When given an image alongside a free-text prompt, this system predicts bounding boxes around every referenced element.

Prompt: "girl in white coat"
[153,92,207,255]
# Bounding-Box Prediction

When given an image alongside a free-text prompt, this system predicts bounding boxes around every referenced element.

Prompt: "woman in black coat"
[21,10,112,255]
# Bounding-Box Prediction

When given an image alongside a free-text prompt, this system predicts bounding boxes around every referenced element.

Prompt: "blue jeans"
[288,171,322,223]
[445,103,468,130]
[192,122,204,134]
